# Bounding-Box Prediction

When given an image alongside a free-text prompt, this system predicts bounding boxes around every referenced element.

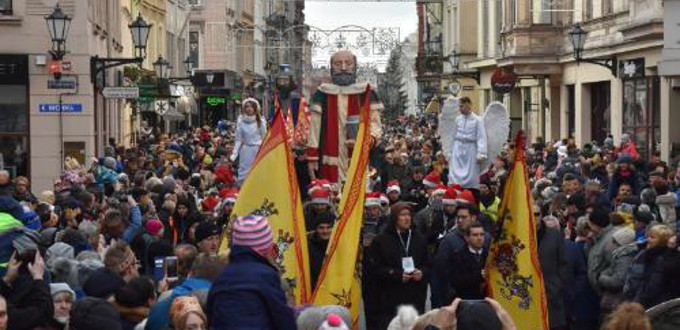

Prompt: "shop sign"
[491,68,518,94]
[48,77,77,89]
[206,96,226,106]
[619,58,645,79]
[103,87,140,99]
[155,100,169,116]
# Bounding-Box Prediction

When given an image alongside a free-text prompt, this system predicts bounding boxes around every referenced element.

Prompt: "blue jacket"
[145,277,213,330]
[207,246,296,330]
[123,205,142,243]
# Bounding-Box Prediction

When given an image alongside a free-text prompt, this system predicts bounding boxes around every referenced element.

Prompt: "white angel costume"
[441,99,509,189]
[231,98,267,186]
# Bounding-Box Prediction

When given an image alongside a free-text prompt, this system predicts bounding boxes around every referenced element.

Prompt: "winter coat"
[587,225,619,294]
[607,170,642,201]
[538,225,568,328]
[564,240,600,324]
[206,246,296,330]
[366,226,429,329]
[598,243,638,312]
[0,276,54,330]
[656,193,677,230]
[623,247,680,308]
[432,227,492,308]
[448,247,487,301]
[145,277,212,330]
[307,234,328,290]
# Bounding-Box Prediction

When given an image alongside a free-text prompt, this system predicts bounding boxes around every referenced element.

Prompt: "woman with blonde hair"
[230,98,267,186]
[602,302,651,330]
[623,224,680,308]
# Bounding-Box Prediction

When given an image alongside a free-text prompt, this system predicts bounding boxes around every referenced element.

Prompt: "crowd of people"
[0,97,678,330]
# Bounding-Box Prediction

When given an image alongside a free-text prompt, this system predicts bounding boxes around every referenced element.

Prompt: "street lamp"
[45,4,72,60]
[569,24,617,77]
[153,56,171,80]
[443,48,480,84]
[129,14,152,59]
[447,49,460,71]
[183,57,195,76]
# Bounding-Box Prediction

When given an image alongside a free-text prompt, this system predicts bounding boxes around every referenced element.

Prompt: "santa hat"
[456,189,476,205]
[386,180,401,195]
[219,187,239,203]
[380,193,389,206]
[432,184,447,197]
[365,192,382,207]
[311,189,331,205]
[308,179,332,195]
[442,186,458,206]
[423,172,441,188]
[201,195,220,212]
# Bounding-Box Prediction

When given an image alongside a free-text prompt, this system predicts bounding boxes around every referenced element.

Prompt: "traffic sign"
[39,103,83,113]
[103,87,140,99]
[155,100,169,115]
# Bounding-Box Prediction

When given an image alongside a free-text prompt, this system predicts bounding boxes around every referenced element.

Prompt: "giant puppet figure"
[439,96,509,189]
[306,50,383,187]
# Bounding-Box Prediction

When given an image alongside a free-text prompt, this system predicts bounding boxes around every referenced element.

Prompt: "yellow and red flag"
[294,96,310,146]
[485,131,550,330]
[285,106,295,146]
[311,85,372,328]
[218,105,311,305]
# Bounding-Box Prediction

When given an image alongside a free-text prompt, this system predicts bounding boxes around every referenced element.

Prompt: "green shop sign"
[206,96,226,106]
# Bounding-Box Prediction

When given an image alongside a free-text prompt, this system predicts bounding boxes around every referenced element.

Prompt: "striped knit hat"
[232,215,274,257]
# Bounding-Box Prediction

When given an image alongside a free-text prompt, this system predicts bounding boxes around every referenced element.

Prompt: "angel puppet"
[439,96,509,189]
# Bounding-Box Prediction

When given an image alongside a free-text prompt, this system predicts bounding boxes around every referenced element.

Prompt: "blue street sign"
[48,79,77,89]
[39,104,83,113]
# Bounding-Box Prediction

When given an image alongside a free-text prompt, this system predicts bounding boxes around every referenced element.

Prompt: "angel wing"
[482,101,510,170]
[438,96,460,160]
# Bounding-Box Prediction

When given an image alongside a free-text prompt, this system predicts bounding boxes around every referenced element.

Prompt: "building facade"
[434,0,677,162]
[0,0,132,193]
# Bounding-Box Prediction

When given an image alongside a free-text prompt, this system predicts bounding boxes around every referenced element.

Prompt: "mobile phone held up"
[153,257,165,282]
[165,256,179,282]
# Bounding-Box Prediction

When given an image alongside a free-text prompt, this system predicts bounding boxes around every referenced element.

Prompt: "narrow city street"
[0,0,679,329]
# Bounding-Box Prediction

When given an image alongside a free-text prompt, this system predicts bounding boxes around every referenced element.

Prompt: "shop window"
[622,77,660,159]
[0,0,11,15]
[0,55,29,178]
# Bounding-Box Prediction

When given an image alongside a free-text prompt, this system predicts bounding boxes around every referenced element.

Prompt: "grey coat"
[538,225,568,329]
[587,225,620,294]
[598,243,638,312]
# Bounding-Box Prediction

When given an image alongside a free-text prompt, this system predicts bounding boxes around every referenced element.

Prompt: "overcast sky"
[304,2,417,37]
[304,2,418,67]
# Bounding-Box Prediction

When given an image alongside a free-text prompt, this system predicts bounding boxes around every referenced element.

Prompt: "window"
[0,0,11,15]
[189,31,200,68]
[602,0,613,15]
[0,55,29,178]
[482,0,489,58]
[622,77,660,159]
[585,0,593,20]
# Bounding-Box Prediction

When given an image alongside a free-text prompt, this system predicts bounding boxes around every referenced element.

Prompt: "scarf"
[480,193,496,208]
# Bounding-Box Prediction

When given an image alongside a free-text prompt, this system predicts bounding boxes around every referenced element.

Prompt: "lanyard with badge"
[398,230,415,274]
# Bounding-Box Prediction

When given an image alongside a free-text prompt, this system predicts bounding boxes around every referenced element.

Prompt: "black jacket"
[449,246,488,300]
[538,225,568,328]
[307,234,328,290]
[623,247,680,308]
[367,225,429,325]
[0,276,53,330]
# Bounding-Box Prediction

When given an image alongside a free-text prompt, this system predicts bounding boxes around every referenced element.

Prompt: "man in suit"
[449,222,488,301]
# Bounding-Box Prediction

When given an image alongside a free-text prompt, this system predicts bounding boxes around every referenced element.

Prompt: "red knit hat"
[423,172,441,188]
[456,189,476,205]
[145,218,164,237]
[231,215,273,257]
[202,195,220,212]
[442,186,458,206]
